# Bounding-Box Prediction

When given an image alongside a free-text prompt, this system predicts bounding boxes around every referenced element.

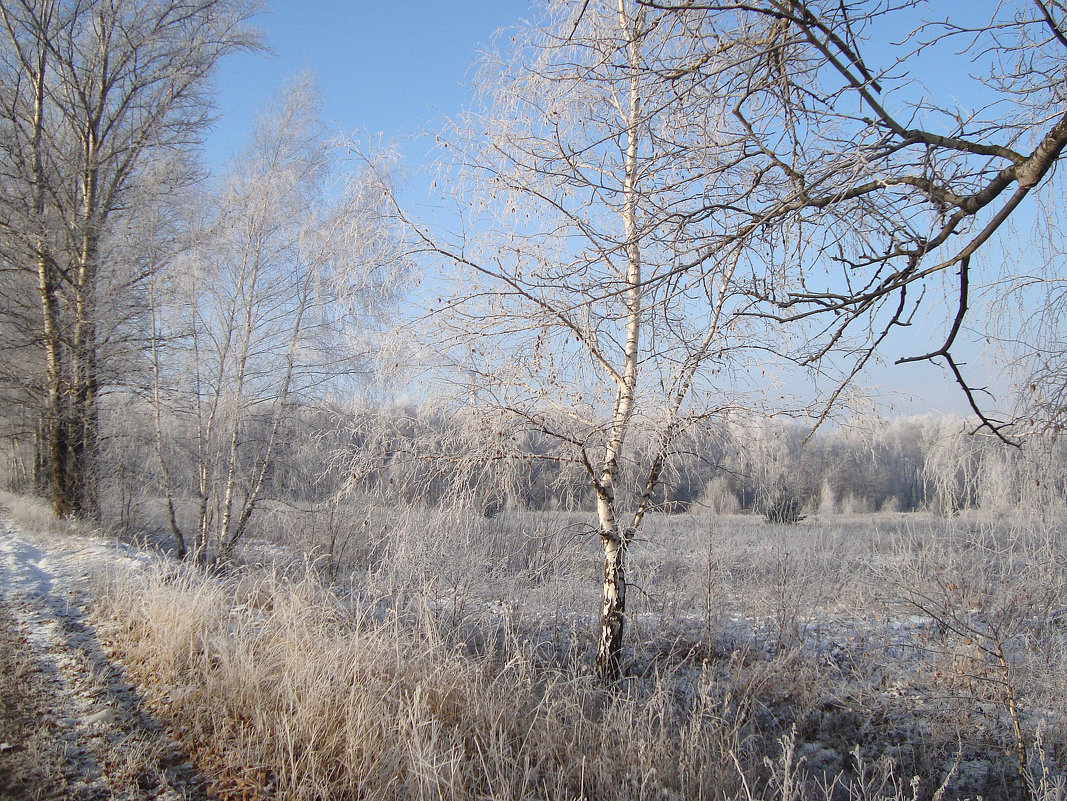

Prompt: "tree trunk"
[595,523,627,681]
[593,0,645,682]
[26,25,72,518]
[33,417,47,494]
[68,120,102,519]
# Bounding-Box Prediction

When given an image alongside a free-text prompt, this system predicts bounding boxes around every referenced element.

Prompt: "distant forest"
[5,400,1063,533]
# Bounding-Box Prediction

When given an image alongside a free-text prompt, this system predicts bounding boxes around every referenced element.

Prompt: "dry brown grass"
[92,562,775,800]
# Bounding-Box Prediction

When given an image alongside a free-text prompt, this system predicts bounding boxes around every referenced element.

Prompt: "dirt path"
[0,518,213,800]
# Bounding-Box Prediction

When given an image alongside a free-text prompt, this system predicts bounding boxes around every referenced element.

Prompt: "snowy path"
[0,517,211,800]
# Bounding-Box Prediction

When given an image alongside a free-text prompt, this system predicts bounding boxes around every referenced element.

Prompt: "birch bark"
[594,0,645,680]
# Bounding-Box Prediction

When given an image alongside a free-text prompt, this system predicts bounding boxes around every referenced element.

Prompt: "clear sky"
[202,0,999,419]
[204,1,532,173]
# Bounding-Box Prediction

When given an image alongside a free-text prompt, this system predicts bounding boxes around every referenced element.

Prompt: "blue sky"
[204,1,532,173]
[201,1,999,418]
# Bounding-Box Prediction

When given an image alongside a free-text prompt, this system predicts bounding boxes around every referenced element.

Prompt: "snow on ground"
[0,518,209,800]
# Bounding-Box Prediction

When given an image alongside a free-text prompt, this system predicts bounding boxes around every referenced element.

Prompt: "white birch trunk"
[594,0,645,681]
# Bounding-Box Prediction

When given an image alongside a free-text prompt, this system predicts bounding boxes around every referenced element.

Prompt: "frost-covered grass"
[0,489,85,538]
[49,501,1067,798]
[93,560,769,801]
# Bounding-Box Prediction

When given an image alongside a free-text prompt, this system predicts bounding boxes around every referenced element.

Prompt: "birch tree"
[416,0,794,680]
[149,80,404,564]
[0,0,256,518]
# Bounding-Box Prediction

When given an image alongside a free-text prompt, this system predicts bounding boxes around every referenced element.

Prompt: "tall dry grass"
[92,561,778,800]
[0,489,85,538]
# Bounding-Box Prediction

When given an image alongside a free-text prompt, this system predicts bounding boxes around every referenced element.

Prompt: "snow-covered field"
[2,497,1066,800]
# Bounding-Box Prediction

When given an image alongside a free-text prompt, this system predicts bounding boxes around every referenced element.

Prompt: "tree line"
[7,395,1066,533]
